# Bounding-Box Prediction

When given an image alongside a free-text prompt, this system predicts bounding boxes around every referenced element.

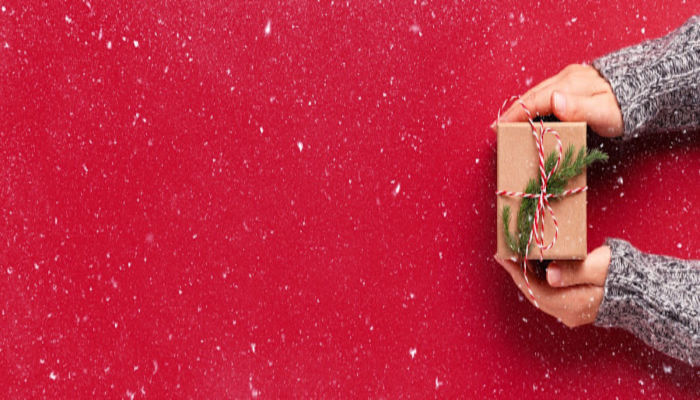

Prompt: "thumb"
[547,245,611,287]
[551,91,623,137]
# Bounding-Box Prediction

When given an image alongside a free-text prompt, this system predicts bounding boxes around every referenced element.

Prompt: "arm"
[496,15,700,140]
[595,239,700,366]
[593,16,700,139]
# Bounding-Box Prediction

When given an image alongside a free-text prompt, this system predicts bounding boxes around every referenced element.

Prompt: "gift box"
[496,122,588,260]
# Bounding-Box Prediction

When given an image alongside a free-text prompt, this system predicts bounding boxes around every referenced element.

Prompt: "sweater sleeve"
[594,238,700,366]
[592,16,700,139]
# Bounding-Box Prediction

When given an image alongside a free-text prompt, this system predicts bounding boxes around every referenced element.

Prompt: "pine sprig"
[502,145,608,257]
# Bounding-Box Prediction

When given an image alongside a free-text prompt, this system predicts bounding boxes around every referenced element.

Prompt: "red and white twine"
[495,96,588,308]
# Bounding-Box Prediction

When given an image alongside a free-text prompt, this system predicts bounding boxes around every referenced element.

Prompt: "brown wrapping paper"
[496,122,587,260]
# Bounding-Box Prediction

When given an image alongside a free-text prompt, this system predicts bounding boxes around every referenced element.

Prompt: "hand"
[494,245,611,328]
[493,64,624,138]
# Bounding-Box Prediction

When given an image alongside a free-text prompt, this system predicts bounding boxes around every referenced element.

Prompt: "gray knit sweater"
[591,16,700,366]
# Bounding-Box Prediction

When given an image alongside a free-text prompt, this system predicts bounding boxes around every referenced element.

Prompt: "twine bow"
[495,97,588,308]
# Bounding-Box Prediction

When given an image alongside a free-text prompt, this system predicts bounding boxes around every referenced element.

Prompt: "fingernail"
[553,92,566,115]
[547,264,561,286]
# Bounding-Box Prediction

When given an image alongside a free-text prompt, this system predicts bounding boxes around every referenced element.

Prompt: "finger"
[499,87,555,123]
[495,75,559,126]
[547,245,611,287]
[498,68,600,123]
[551,91,623,137]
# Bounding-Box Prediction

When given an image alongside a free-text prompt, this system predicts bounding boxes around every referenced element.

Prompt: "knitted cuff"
[592,16,700,139]
[594,238,700,366]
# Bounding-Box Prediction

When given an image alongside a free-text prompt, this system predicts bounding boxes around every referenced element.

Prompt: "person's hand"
[492,64,624,138]
[494,245,611,327]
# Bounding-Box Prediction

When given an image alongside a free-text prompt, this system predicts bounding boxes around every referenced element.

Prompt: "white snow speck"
[264,20,271,36]
[677,242,682,249]
[435,377,444,389]
[133,40,139,48]
[251,343,256,353]
[409,348,417,358]
[82,163,88,173]
[617,176,623,185]
[392,182,401,197]
[249,375,260,398]
[49,371,57,381]
[475,158,479,164]
[64,15,72,24]
[106,41,112,49]
[410,24,421,35]
[297,141,303,152]
[1,6,6,12]
[662,364,672,374]
[641,27,646,34]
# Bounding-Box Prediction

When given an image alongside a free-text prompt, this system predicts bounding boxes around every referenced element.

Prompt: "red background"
[1,0,699,398]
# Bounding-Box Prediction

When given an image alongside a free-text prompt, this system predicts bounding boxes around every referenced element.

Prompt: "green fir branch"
[502,145,608,258]
[501,206,518,254]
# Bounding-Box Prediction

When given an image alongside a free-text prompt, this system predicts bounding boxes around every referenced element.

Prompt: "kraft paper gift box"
[496,122,587,260]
